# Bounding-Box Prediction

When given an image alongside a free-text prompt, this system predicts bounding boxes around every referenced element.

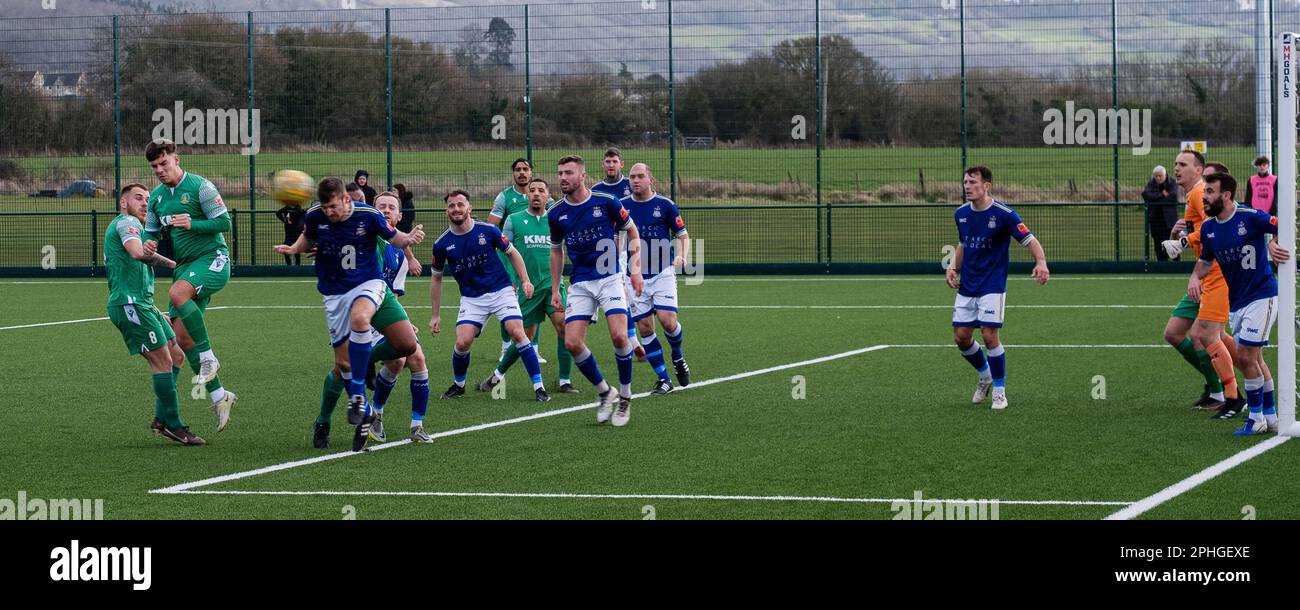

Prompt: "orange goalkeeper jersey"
[1183,181,1227,289]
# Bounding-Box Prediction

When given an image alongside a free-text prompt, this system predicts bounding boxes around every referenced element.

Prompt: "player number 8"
[148,331,157,344]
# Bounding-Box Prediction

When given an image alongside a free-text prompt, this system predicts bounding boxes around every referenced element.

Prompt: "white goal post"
[1277,33,1298,437]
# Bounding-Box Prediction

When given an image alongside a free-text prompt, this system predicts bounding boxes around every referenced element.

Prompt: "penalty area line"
[1104,435,1292,520]
[149,344,892,495]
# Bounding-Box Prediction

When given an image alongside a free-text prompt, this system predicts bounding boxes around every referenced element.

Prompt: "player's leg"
[952,294,993,403]
[637,312,672,394]
[483,288,544,391]
[169,307,235,428]
[169,252,230,384]
[1165,302,1222,407]
[980,326,1008,409]
[602,285,635,427]
[494,287,547,400]
[142,344,203,446]
[314,363,346,449]
[369,357,404,444]
[650,274,688,387]
[1197,283,1240,415]
[401,345,432,442]
[504,316,549,401]
[444,323,479,399]
[628,273,671,393]
[1197,320,1238,401]
[549,310,576,392]
[565,280,617,419]
[1230,297,1279,434]
[371,311,419,442]
[345,296,378,408]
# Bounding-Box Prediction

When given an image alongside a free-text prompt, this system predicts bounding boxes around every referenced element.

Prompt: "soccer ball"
[271,169,315,206]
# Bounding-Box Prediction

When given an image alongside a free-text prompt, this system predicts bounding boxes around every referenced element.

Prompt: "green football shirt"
[104,214,155,307]
[145,171,229,264]
[502,207,556,292]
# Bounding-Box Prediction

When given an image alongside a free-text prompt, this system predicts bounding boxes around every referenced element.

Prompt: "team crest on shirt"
[181,194,189,204]
[653,206,662,218]
[592,207,603,218]
[1238,222,1247,236]
[987,219,996,229]
[355,226,366,235]
[478,233,487,246]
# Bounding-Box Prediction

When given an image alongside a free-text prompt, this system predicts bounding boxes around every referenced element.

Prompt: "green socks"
[176,299,211,353]
[496,343,521,375]
[152,372,184,430]
[1176,338,1222,393]
[317,371,345,425]
[369,340,400,364]
[557,338,572,380]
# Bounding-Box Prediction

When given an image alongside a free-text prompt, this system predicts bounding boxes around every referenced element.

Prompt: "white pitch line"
[162,489,1134,507]
[150,344,892,495]
[0,316,110,331]
[1104,436,1292,520]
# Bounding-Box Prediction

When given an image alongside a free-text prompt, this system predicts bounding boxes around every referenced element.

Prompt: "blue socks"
[573,347,609,393]
[664,322,684,361]
[986,344,1006,388]
[640,333,670,382]
[615,342,635,397]
[959,341,991,380]
[1263,378,1276,417]
[411,370,429,423]
[347,330,373,397]
[452,347,470,387]
[373,366,397,412]
[516,340,545,390]
[1245,376,1265,417]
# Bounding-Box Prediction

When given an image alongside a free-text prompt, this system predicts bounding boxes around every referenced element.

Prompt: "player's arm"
[387,224,424,248]
[274,232,313,255]
[144,201,163,242]
[1259,212,1291,263]
[120,219,174,268]
[946,244,963,290]
[403,246,422,277]
[505,245,533,299]
[550,246,565,312]
[1188,258,1215,301]
[668,208,689,268]
[428,249,445,335]
[178,181,232,234]
[487,191,508,226]
[1026,238,1049,285]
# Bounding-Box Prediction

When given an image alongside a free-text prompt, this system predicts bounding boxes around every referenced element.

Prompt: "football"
[271,169,315,206]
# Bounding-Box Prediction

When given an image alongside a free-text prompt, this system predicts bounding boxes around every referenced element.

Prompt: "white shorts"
[1229,296,1278,347]
[456,286,523,331]
[626,269,679,321]
[323,279,387,347]
[953,292,1006,328]
[567,274,629,324]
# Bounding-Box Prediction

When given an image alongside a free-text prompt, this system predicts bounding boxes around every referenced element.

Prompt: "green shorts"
[169,249,231,316]
[520,284,566,327]
[1171,294,1199,320]
[371,287,409,332]
[108,303,175,355]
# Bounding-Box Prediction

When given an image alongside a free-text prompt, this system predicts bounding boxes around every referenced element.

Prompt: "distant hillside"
[3,0,1297,79]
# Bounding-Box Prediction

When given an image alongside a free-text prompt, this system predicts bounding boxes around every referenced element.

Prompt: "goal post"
[1277,33,1297,437]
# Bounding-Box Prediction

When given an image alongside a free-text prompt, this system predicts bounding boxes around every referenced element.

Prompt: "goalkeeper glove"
[1162,236,1189,259]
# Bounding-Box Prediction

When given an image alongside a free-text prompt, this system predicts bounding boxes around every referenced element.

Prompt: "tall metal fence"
[1,0,1297,274]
